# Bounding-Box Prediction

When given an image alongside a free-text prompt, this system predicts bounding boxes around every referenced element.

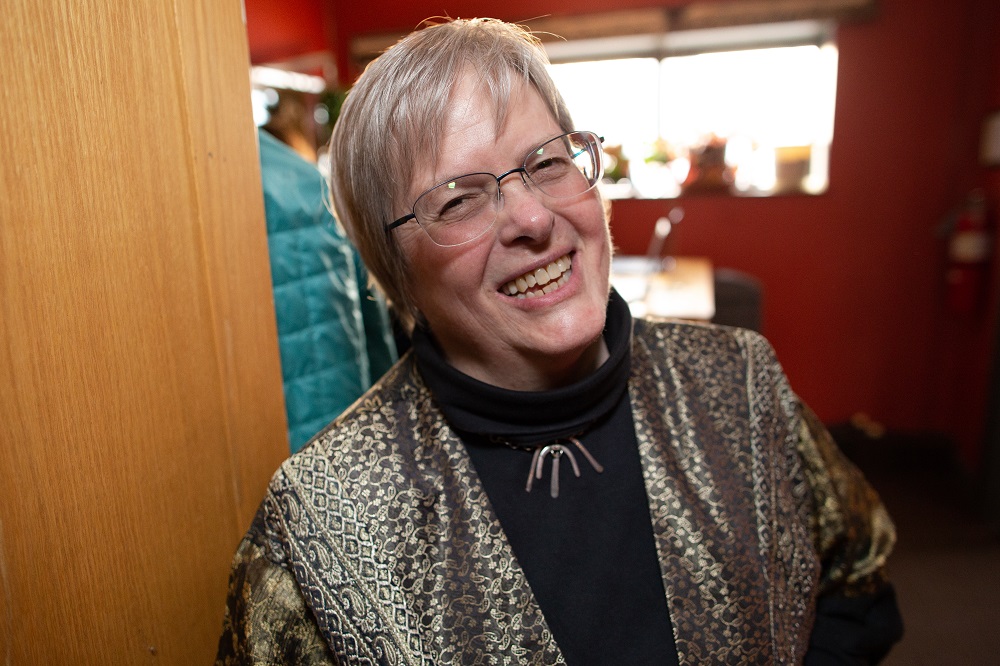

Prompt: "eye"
[528,154,572,184]
[425,188,491,223]
[534,155,569,171]
[437,193,477,216]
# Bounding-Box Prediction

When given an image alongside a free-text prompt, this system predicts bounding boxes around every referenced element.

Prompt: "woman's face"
[396,72,612,391]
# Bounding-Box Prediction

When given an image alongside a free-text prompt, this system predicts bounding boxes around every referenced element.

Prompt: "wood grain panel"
[0,0,288,662]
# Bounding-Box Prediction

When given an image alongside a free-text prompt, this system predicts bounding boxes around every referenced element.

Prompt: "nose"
[495,172,555,244]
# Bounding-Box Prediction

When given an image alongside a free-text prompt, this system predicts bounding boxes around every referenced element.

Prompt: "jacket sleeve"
[216,519,338,666]
[795,404,904,664]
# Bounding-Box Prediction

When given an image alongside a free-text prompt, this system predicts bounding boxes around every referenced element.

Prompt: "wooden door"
[0,0,289,662]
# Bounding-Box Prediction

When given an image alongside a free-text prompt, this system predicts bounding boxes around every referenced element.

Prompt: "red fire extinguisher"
[945,189,994,316]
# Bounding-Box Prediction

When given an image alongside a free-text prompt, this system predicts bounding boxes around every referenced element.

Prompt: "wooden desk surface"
[611,256,715,321]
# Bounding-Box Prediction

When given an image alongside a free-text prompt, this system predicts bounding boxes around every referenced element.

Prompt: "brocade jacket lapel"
[629,319,819,664]
[264,360,565,665]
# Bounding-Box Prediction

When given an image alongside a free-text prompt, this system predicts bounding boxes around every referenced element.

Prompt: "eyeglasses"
[386,131,604,247]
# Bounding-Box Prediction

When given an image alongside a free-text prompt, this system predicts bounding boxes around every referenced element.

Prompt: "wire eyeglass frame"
[385,131,604,247]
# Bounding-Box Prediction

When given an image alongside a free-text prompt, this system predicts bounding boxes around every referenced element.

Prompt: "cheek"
[566,192,608,233]
[407,236,494,312]
[438,241,493,293]
[398,235,439,308]
[577,202,612,255]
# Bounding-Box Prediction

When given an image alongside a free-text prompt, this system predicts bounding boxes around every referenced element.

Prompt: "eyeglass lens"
[413,131,602,247]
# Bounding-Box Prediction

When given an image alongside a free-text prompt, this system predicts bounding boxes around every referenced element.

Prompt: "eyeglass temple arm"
[385,214,415,233]
[570,135,605,160]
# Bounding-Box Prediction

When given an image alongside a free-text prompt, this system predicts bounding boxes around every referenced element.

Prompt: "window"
[545,21,839,198]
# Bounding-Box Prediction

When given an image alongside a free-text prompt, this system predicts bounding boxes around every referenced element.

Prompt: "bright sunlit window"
[547,28,839,198]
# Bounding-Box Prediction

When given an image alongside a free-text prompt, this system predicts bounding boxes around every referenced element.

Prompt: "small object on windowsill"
[773,145,812,194]
[680,136,734,196]
[603,144,630,182]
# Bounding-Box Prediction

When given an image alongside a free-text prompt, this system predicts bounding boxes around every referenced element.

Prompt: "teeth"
[502,254,572,297]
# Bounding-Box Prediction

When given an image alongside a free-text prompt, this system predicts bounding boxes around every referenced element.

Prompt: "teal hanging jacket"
[258,128,397,453]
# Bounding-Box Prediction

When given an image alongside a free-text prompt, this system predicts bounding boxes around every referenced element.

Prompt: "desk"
[611,256,715,321]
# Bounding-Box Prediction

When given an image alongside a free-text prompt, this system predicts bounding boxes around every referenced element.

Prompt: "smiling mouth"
[501,254,572,299]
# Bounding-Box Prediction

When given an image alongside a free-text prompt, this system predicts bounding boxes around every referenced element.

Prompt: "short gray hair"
[328,18,575,332]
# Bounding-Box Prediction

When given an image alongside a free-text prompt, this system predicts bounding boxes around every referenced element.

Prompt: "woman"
[218,18,902,665]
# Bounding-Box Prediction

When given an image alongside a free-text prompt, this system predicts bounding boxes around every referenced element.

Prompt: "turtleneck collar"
[411,289,633,445]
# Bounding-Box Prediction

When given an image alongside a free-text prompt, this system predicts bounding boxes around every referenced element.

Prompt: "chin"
[534,303,607,357]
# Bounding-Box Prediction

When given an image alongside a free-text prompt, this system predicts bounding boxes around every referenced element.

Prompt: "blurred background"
[247,0,1000,499]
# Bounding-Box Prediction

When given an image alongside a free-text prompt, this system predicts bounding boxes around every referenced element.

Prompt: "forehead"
[409,75,561,198]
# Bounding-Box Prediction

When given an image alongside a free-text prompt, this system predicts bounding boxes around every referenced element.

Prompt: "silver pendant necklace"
[495,434,604,498]
[526,437,605,498]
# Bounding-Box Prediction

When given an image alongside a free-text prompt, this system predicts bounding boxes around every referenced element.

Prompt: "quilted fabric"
[258,129,396,452]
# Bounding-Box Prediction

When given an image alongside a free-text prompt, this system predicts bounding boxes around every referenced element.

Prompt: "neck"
[410,290,633,444]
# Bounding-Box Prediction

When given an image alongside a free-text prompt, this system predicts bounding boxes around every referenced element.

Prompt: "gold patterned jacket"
[217,319,895,665]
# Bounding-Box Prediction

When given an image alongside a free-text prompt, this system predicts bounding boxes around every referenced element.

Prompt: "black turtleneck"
[412,291,678,666]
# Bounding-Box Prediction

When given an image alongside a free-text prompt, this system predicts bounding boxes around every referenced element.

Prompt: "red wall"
[931,0,1000,469]
[245,0,332,64]
[247,0,1000,469]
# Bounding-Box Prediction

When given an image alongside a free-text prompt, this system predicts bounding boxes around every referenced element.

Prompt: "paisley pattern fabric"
[217,319,895,665]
